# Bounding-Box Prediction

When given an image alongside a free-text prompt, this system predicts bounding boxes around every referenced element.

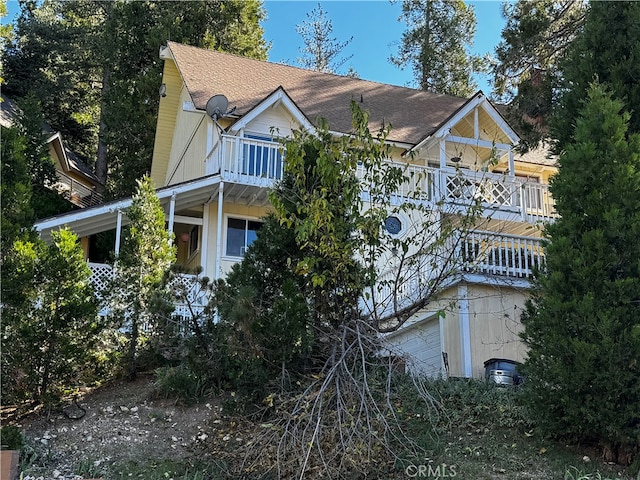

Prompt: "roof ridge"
[165,40,466,101]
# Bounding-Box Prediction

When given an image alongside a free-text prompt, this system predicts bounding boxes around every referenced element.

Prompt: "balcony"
[51,171,103,208]
[206,135,557,223]
[370,231,544,316]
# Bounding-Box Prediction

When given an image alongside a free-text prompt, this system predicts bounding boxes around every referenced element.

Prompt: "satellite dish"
[205,94,229,120]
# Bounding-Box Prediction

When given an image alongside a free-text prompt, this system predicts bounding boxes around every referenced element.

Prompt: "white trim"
[229,87,315,134]
[115,210,123,256]
[173,215,203,226]
[413,94,520,152]
[167,194,176,245]
[439,314,447,378]
[201,204,210,276]
[445,135,512,152]
[458,283,472,378]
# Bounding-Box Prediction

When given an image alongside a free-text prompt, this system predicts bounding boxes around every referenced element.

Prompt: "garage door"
[386,318,443,377]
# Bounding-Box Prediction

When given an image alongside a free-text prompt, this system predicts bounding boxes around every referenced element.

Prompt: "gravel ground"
[15,376,218,480]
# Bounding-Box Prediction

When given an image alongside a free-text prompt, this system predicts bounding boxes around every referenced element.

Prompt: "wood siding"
[151,60,183,186]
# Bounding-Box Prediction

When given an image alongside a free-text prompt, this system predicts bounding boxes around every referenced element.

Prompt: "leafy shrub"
[1,425,24,451]
[152,366,206,405]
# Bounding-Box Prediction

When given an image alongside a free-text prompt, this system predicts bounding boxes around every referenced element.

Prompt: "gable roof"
[166,41,468,146]
[1,96,103,187]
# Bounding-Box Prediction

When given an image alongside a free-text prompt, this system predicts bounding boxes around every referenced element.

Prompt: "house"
[34,41,557,379]
[1,96,104,209]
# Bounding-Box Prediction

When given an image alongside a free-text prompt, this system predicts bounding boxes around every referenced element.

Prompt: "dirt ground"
[13,376,219,480]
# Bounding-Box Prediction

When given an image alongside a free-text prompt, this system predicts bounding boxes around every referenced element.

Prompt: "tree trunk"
[94,63,111,191]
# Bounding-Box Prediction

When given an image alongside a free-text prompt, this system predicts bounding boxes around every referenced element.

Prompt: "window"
[188,226,199,258]
[243,134,283,179]
[226,217,262,256]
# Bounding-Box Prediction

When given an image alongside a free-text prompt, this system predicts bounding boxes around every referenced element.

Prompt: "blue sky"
[3,0,505,93]
[262,0,506,93]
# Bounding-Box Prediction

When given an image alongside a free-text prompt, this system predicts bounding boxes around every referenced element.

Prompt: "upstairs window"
[226,217,262,257]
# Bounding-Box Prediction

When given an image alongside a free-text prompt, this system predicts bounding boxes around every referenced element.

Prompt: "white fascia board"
[413,93,520,152]
[383,310,442,340]
[35,175,222,234]
[229,87,316,135]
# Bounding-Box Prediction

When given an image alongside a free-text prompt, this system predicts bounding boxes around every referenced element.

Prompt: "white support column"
[458,284,472,378]
[439,139,447,168]
[474,106,479,140]
[167,193,176,245]
[114,209,123,256]
[200,203,210,275]
[438,139,447,200]
[214,182,224,280]
[508,149,515,176]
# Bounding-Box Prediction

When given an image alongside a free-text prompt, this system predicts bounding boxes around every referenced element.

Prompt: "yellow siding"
[201,201,271,278]
[244,104,298,137]
[151,60,183,187]
[165,88,208,185]
[467,284,528,377]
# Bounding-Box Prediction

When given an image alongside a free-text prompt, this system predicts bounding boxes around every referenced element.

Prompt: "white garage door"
[386,318,443,377]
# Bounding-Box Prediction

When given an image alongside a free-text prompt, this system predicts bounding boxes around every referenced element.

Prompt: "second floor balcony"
[206,134,557,224]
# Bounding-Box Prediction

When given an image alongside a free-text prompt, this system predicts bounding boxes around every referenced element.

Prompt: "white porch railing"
[458,230,545,278]
[205,135,557,222]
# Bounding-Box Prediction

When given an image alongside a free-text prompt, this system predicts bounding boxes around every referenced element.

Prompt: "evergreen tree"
[2,0,269,198]
[521,84,640,464]
[0,125,34,258]
[108,176,176,379]
[553,1,640,149]
[392,0,487,96]
[1,229,100,403]
[491,0,586,150]
[296,3,354,74]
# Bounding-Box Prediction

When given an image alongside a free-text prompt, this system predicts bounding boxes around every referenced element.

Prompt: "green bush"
[152,366,206,405]
[1,425,24,451]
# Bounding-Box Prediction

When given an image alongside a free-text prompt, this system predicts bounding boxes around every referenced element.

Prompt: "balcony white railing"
[205,135,557,222]
[206,134,283,185]
[369,232,544,316]
[458,230,545,278]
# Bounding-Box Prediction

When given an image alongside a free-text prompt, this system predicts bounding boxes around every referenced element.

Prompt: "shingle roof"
[167,41,469,146]
[1,96,103,185]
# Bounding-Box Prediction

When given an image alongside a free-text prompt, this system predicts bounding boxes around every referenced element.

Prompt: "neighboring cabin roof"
[166,41,469,146]
[515,142,557,167]
[1,96,104,186]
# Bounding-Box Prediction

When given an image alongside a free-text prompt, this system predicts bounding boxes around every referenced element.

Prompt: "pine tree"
[553,1,640,149]
[392,0,487,96]
[521,83,640,464]
[491,0,586,150]
[296,3,354,74]
[2,0,269,198]
[108,176,176,379]
[1,229,99,403]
